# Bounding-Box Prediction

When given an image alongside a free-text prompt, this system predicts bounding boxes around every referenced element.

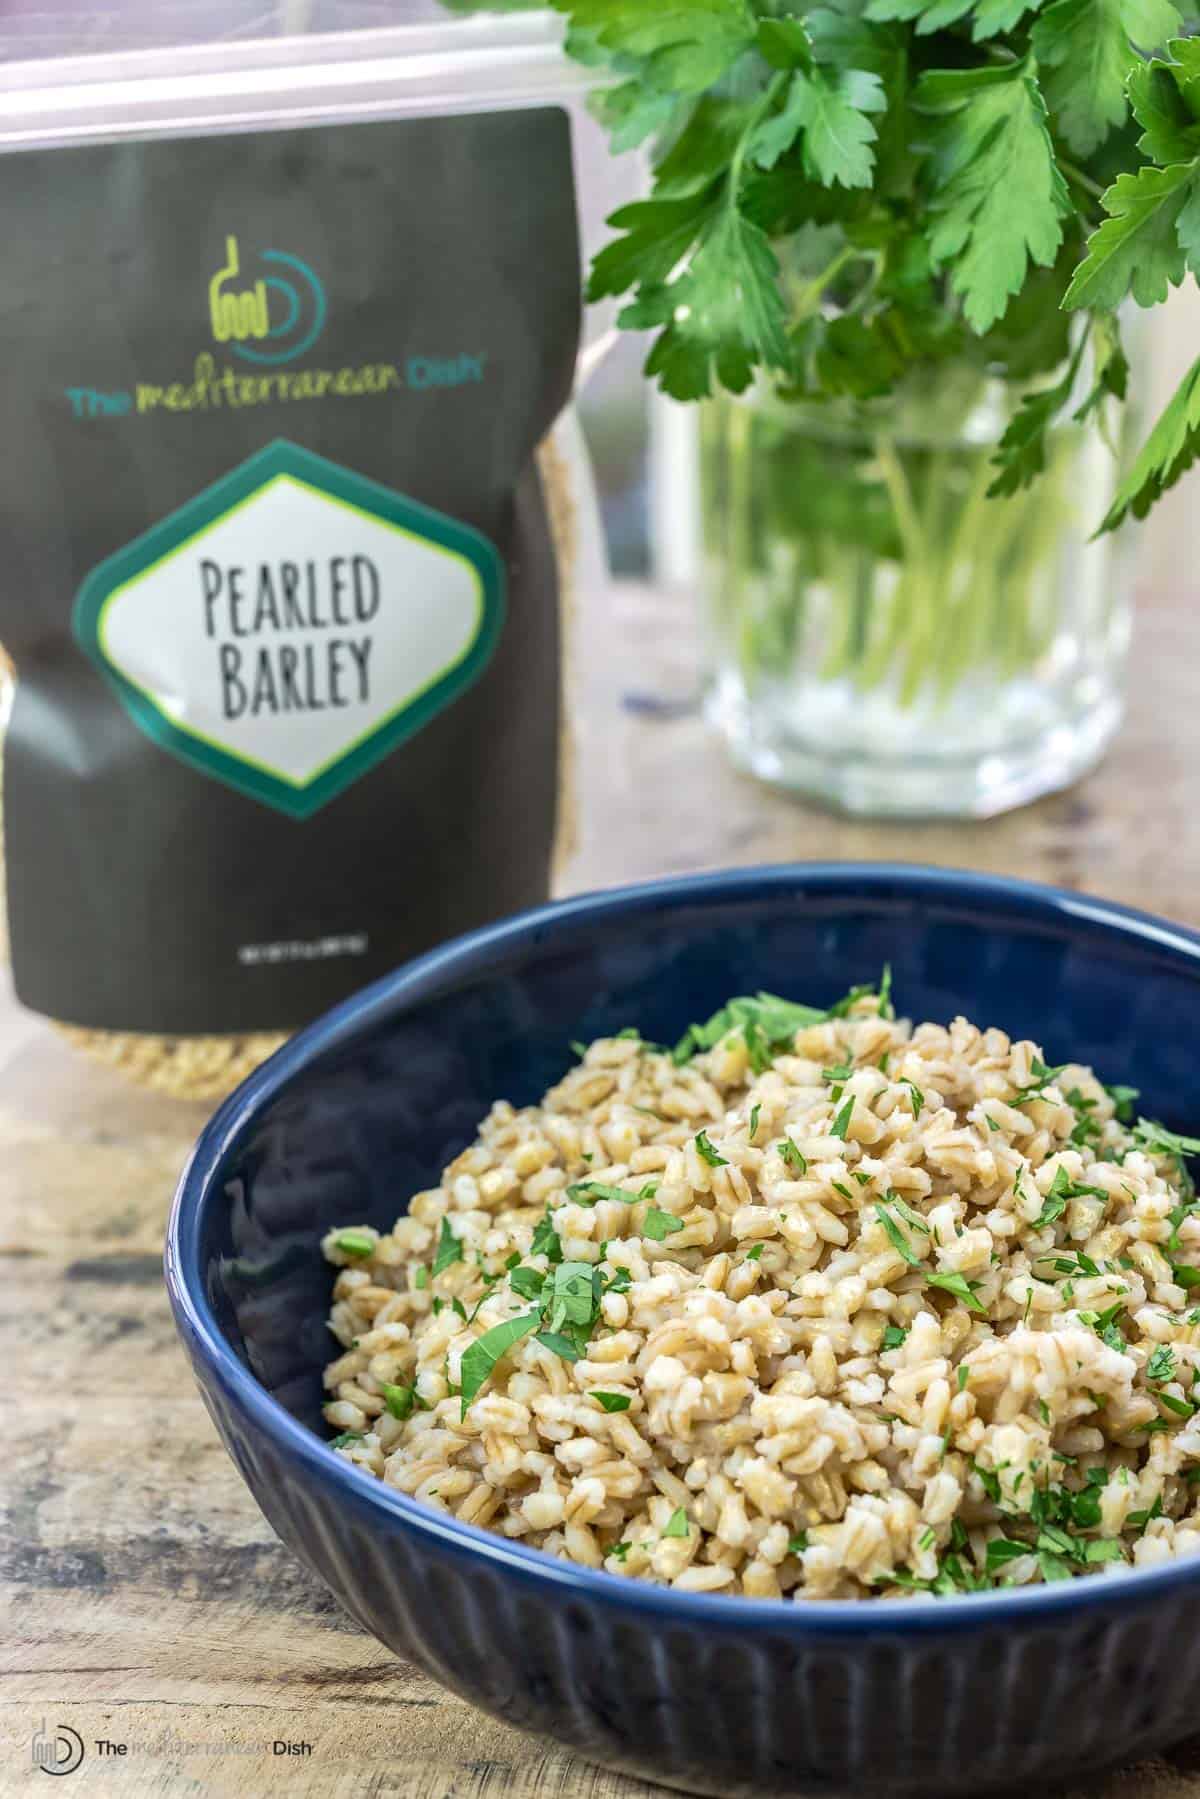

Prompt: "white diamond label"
[74,439,504,817]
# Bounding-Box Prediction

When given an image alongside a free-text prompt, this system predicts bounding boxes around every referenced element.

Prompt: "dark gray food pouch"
[0,108,580,1038]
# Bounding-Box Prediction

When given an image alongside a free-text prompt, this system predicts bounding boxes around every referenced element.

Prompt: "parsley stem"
[1057,158,1105,204]
[729,70,788,197]
[792,244,861,322]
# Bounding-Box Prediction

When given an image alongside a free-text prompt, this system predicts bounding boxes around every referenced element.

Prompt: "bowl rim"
[167,859,1200,1635]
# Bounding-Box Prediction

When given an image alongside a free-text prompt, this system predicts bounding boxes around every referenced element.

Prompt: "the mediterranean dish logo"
[63,234,487,421]
[209,234,327,365]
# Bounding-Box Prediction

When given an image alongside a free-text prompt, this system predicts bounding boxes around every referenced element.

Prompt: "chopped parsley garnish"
[875,1201,921,1268]
[1128,1495,1164,1529]
[591,1390,632,1412]
[881,1324,908,1350]
[1078,1299,1126,1352]
[1104,1083,1139,1123]
[509,1264,548,1303]
[822,1059,854,1086]
[787,1532,809,1555]
[414,1266,429,1290]
[890,1194,931,1236]
[1146,1344,1177,1384]
[745,1243,764,1262]
[570,1040,587,1059]
[607,1540,632,1562]
[779,1139,807,1174]
[644,1207,684,1241]
[958,1365,970,1392]
[333,1230,375,1258]
[671,981,890,1072]
[535,1329,583,1362]
[927,1271,987,1314]
[1035,1249,1101,1279]
[329,1431,365,1449]
[831,1096,855,1140]
[1160,1392,1197,1419]
[694,1129,728,1167]
[1037,1548,1073,1583]
[748,1103,761,1141]
[432,1216,464,1279]
[381,1382,426,1420]
[671,992,825,1068]
[901,1079,925,1117]
[1037,1398,1050,1426]
[1174,1265,1200,1290]
[972,1461,1003,1505]
[663,1507,690,1539]
[432,1296,467,1321]
[566,1180,636,1206]
[986,1536,1029,1571]
[1011,1056,1068,1104]
[530,1209,564,1264]
[1032,1164,1109,1230]
[1132,1119,1200,1162]
[832,1180,854,1201]
[458,1310,541,1416]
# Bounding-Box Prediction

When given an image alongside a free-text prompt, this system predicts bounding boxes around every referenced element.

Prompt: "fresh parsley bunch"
[455,0,1200,531]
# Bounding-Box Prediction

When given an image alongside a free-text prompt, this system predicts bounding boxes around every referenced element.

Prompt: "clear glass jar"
[699,362,1135,818]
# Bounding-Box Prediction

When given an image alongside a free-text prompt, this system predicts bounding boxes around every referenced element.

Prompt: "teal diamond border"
[73,439,506,820]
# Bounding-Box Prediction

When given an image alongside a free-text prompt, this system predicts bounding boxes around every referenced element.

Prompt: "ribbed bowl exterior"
[167,865,1200,1797]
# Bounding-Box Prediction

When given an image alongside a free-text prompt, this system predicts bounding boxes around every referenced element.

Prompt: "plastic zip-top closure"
[0,13,590,149]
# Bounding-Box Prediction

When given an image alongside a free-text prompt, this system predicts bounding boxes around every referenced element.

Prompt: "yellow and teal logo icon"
[209,235,327,367]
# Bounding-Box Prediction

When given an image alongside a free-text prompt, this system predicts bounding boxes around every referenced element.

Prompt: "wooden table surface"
[6,579,1200,1796]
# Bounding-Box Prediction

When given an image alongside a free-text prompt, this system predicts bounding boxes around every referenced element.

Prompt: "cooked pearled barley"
[322,989,1200,1600]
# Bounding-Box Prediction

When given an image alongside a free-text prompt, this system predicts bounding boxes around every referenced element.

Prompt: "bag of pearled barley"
[0,8,614,1098]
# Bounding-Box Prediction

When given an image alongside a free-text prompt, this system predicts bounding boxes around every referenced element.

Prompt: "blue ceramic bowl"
[167,864,1200,1797]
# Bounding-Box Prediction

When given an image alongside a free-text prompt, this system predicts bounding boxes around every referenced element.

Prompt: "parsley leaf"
[831,1096,856,1139]
[695,1129,729,1166]
[591,1390,631,1412]
[622,202,792,400]
[1031,0,1180,159]
[381,1382,421,1421]
[509,1265,548,1303]
[882,1323,908,1349]
[329,1430,365,1449]
[1064,161,1195,313]
[663,1506,691,1538]
[551,0,756,95]
[779,1138,808,1173]
[672,991,826,1066]
[567,1180,637,1206]
[433,1217,464,1279]
[752,61,886,189]
[644,1207,685,1241]
[875,1200,922,1267]
[530,1209,564,1265]
[901,1078,925,1116]
[459,1310,542,1416]
[927,1270,987,1313]
[333,1230,375,1258]
[914,61,1067,333]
